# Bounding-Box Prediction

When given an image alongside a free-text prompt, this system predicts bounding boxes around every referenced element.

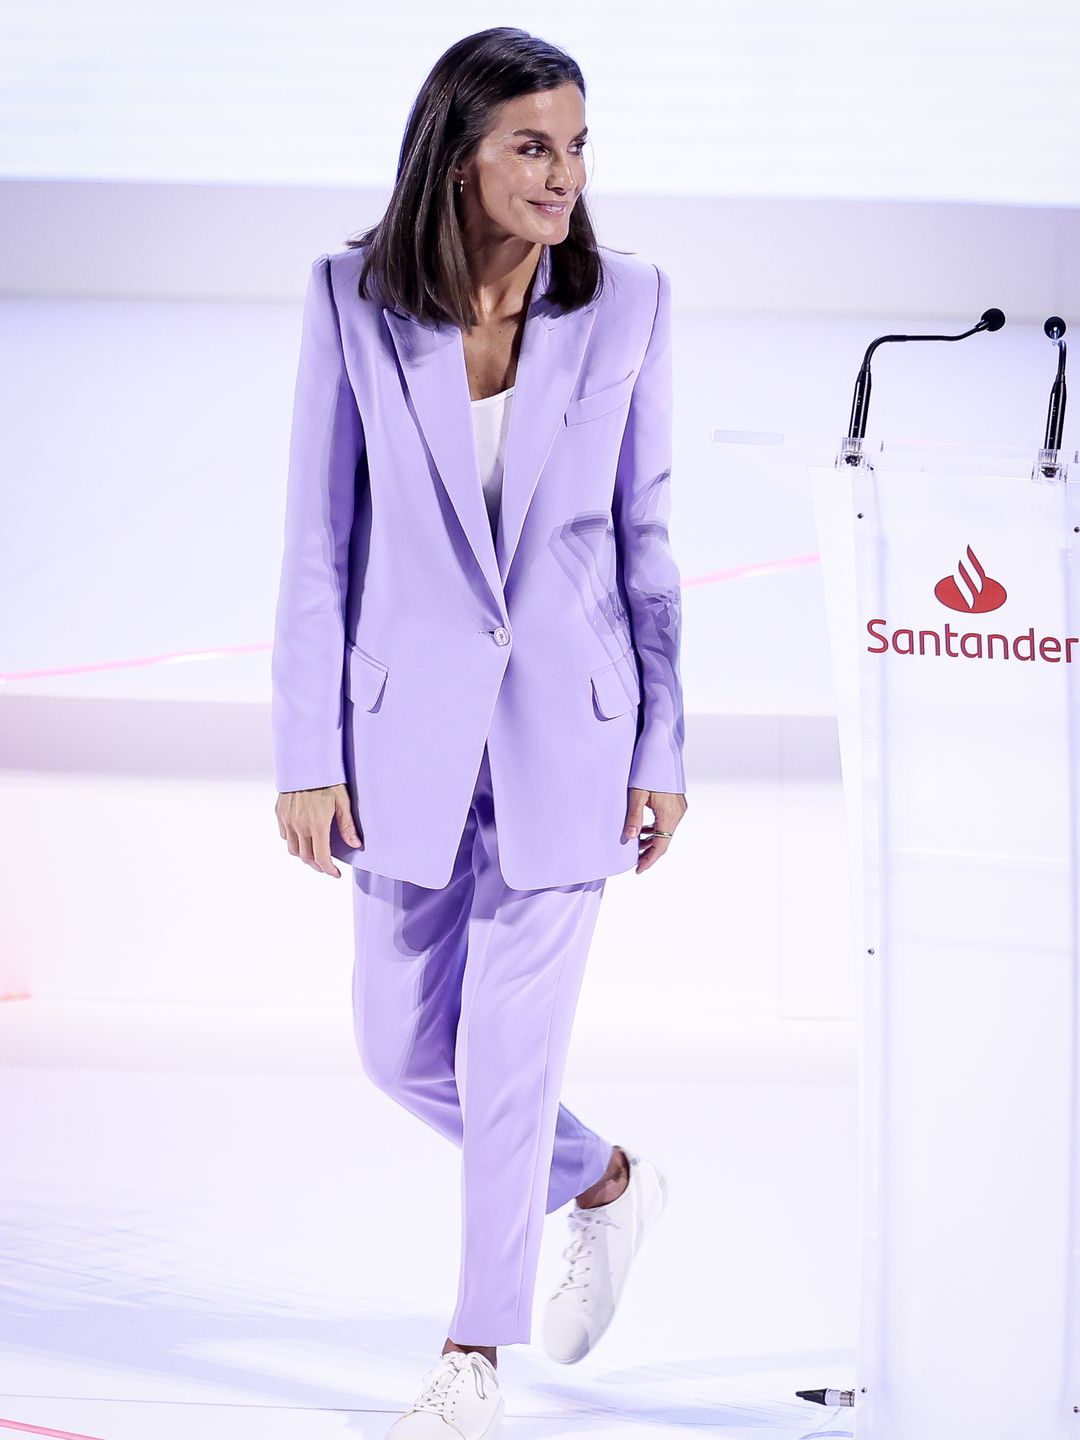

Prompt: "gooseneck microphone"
[1041,315,1067,454]
[843,308,1006,461]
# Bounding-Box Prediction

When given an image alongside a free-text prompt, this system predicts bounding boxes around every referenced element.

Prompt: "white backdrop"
[1,0,1078,204]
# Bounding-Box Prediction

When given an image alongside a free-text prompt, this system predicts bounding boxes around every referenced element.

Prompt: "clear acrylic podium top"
[710,429,1077,489]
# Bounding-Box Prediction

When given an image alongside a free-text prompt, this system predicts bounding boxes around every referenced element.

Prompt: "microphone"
[1041,315,1067,454]
[1034,316,1068,480]
[843,308,1006,462]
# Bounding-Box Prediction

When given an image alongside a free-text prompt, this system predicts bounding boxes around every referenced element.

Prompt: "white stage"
[0,993,857,1439]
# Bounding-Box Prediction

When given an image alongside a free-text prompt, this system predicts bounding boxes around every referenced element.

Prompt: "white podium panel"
[807,441,1080,1439]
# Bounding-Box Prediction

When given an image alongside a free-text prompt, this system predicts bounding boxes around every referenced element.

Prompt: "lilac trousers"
[350,742,613,1346]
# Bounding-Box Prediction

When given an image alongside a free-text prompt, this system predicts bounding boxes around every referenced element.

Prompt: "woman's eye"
[523,142,586,157]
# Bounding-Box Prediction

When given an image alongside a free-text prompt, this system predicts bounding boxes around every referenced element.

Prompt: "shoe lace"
[555,1205,616,1295]
[413,1351,492,1413]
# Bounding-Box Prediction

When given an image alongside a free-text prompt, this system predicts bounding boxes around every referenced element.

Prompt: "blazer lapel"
[383,245,599,610]
[495,248,599,584]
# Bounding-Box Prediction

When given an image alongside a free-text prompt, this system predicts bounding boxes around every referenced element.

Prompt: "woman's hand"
[275,784,363,877]
[623,787,688,874]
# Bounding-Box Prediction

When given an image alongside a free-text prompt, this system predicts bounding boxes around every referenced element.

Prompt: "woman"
[272,26,687,1439]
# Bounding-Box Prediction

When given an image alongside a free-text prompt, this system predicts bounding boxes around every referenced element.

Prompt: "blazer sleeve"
[270,253,364,793]
[612,262,687,795]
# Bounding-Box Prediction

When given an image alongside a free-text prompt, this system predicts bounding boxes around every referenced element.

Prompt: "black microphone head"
[981,307,1006,332]
[1044,315,1066,341]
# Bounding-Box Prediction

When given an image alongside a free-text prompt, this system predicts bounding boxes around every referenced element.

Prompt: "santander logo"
[865,544,1079,665]
[933,545,1007,613]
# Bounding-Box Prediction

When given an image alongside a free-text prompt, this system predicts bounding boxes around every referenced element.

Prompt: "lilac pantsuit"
[271,239,685,1348]
[351,741,612,1345]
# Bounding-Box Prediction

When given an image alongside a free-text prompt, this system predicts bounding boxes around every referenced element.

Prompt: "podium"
[714,432,1080,1438]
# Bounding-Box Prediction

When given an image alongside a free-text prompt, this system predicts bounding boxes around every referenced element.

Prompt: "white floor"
[0,1000,858,1439]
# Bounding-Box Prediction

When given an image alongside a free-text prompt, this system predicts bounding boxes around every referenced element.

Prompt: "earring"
[456,179,464,195]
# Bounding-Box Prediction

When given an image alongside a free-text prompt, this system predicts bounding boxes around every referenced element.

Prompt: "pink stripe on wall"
[0,1419,107,1439]
[0,641,272,683]
[680,552,821,587]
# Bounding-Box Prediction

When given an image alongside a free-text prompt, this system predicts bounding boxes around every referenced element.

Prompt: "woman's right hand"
[275,784,363,877]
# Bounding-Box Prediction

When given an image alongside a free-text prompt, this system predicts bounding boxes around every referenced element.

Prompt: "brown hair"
[347,27,606,330]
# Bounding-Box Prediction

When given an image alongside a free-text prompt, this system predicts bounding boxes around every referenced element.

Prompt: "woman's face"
[455,83,587,248]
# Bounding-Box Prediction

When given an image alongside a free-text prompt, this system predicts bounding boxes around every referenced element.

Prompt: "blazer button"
[492,626,511,646]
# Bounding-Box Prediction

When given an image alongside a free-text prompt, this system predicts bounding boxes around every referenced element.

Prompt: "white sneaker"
[386,1350,504,1438]
[542,1146,668,1364]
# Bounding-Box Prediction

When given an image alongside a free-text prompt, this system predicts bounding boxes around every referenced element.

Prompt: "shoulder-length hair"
[346,27,606,331]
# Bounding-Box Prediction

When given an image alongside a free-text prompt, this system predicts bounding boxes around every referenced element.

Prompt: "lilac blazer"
[271,240,685,889]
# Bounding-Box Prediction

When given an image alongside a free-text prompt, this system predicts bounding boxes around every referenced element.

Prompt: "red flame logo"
[934,545,1007,613]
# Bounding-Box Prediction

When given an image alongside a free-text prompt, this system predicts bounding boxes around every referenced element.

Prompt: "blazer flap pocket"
[591,645,641,718]
[344,640,389,711]
[564,369,636,426]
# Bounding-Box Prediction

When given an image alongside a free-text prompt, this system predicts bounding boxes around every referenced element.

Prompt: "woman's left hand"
[623,788,688,873]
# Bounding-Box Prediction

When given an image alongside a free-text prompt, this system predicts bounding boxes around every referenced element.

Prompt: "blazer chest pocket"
[344,640,389,711]
[591,644,641,719]
[564,369,636,426]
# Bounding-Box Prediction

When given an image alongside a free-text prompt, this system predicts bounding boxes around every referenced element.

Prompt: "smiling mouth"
[529,200,569,213]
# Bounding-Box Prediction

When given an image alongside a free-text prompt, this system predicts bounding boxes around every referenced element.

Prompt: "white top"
[470,385,515,540]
